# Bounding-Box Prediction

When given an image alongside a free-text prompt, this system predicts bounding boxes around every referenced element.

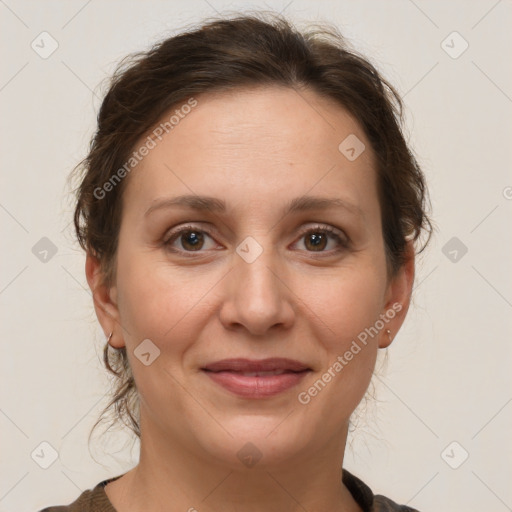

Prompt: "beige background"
[1,0,511,511]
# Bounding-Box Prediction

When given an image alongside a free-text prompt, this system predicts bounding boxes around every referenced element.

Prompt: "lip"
[202,358,310,373]
[201,358,311,399]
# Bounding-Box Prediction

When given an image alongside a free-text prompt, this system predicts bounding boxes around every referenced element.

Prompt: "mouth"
[201,357,311,373]
[201,358,311,398]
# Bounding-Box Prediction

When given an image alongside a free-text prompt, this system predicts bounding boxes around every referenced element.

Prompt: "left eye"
[163,224,348,255]
[295,226,347,252]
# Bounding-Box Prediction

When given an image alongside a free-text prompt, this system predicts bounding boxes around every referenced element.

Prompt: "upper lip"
[202,358,311,373]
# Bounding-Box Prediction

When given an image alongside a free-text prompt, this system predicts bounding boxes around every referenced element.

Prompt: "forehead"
[150,86,371,159]
[123,86,379,219]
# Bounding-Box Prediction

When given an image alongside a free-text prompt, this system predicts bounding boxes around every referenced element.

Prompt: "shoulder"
[342,469,421,512]
[374,494,420,511]
[37,475,121,512]
[38,488,98,512]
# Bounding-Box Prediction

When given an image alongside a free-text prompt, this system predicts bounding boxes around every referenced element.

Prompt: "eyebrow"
[144,194,364,218]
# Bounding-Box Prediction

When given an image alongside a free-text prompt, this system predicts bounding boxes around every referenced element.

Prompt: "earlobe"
[85,252,125,349]
[379,241,415,349]
[382,328,393,348]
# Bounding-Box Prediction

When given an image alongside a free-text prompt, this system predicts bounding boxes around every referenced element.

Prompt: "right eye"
[163,225,219,255]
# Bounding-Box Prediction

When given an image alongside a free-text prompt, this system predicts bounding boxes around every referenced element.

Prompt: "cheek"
[113,249,199,411]
[115,240,218,349]
[313,261,387,341]
[296,274,384,422]
[307,263,385,389]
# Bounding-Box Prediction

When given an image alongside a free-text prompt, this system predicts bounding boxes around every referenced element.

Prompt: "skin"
[86,85,415,512]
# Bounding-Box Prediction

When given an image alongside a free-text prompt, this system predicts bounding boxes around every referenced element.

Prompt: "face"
[87,86,413,469]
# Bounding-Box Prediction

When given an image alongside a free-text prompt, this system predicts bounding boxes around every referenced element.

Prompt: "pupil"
[308,233,326,250]
[184,231,202,249]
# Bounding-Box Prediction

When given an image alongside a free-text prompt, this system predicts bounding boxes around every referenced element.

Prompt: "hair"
[70,11,433,442]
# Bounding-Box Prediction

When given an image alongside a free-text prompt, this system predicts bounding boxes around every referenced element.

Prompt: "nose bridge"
[235,234,281,304]
[222,234,294,334]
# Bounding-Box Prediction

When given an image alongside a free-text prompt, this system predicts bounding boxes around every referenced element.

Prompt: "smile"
[202,368,311,398]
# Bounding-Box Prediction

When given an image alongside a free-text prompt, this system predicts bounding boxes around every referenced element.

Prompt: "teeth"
[238,370,287,376]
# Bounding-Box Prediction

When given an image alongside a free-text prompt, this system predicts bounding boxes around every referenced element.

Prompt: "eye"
[293,225,349,253]
[163,223,349,256]
[163,225,218,254]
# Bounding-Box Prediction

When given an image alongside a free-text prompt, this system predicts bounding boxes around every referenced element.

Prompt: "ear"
[85,252,125,349]
[379,241,415,349]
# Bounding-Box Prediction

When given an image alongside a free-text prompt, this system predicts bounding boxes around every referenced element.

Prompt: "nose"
[218,246,295,337]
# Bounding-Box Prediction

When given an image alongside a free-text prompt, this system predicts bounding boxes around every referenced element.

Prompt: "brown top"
[38,469,419,511]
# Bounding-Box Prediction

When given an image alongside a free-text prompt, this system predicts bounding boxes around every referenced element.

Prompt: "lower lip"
[202,370,310,398]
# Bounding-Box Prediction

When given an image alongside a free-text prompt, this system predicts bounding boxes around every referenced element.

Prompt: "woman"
[41,11,431,512]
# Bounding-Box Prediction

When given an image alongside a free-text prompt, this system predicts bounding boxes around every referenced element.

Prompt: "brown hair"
[71,11,433,441]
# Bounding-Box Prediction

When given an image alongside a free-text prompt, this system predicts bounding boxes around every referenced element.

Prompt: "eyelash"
[163,224,349,257]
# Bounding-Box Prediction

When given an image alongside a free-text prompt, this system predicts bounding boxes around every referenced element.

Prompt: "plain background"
[1,1,511,511]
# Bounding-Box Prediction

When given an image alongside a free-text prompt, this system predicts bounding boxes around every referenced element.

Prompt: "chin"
[189,413,315,470]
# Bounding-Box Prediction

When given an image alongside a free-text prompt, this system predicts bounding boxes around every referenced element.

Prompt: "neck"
[106,414,362,512]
